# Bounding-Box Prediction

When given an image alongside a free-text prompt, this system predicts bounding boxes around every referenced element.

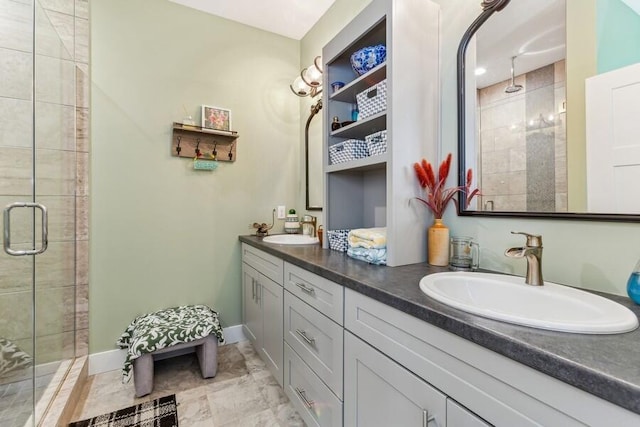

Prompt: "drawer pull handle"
[422,410,435,426]
[295,387,314,409]
[295,329,316,346]
[295,282,315,295]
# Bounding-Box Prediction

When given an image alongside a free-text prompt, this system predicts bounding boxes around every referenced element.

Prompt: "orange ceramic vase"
[428,219,450,266]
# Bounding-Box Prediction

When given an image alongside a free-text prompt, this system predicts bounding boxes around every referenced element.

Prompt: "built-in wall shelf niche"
[171,122,238,162]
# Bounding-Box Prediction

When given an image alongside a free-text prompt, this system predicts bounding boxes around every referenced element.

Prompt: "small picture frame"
[201,105,232,131]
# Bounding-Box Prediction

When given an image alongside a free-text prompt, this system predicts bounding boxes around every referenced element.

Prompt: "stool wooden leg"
[196,335,218,378]
[133,353,154,397]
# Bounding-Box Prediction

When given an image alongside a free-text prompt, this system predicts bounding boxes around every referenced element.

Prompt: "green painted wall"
[90,0,300,353]
[597,0,640,73]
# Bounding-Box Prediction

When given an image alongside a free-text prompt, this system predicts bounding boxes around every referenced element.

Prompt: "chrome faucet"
[505,231,544,286]
[300,215,317,237]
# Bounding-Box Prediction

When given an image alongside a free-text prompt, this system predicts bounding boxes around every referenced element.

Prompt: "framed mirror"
[305,99,323,211]
[457,0,640,221]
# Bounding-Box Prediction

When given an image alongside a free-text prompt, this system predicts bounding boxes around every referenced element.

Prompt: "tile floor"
[0,372,54,427]
[70,341,306,426]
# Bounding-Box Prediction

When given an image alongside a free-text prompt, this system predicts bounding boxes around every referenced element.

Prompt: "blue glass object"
[627,270,640,305]
[351,106,359,121]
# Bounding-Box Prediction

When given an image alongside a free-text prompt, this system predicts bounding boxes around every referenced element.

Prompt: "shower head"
[505,56,523,93]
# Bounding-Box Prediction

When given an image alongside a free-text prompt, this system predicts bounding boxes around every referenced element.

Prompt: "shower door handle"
[3,202,48,256]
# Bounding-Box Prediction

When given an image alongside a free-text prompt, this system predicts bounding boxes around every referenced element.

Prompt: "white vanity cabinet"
[344,288,640,426]
[241,243,284,386]
[344,331,446,426]
[283,262,345,427]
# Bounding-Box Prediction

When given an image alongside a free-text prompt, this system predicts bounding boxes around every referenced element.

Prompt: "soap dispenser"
[627,260,640,304]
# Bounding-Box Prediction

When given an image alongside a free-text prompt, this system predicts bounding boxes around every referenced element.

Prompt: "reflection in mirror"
[458,0,640,220]
[306,100,323,210]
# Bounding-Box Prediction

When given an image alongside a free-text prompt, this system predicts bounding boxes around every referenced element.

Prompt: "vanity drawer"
[284,343,343,427]
[284,262,344,325]
[284,291,344,399]
[242,243,283,284]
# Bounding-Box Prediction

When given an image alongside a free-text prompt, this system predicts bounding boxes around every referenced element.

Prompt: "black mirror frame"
[305,99,323,211]
[456,0,640,222]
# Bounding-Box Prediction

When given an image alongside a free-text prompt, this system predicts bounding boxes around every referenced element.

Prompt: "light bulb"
[291,76,309,96]
[303,64,322,87]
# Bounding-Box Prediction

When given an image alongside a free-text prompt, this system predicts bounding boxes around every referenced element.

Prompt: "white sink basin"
[262,234,319,245]
[419,272,639,334]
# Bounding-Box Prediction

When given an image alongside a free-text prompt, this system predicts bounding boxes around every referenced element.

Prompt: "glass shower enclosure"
[0,0,83,424]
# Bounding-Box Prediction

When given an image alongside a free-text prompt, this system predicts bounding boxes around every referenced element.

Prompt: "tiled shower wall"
[478,60,566,212]
[0,0,89,371]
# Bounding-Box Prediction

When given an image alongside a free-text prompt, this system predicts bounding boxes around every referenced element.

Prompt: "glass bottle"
[627,260,640,304]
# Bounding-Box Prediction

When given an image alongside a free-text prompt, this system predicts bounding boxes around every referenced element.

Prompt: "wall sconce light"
[290,56,323,98]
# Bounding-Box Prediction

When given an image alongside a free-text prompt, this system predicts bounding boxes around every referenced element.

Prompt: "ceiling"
[168,0,337,40]
[474,0,566,88]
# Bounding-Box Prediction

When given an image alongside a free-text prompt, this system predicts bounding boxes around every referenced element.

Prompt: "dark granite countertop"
[239,235,640,416]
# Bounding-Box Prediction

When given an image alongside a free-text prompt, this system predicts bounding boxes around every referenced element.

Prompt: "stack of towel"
[347,227,387,265]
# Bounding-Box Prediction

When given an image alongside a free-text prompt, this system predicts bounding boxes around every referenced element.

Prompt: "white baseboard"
[88,324,246,376]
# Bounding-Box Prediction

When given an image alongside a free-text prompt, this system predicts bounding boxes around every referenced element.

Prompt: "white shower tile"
[39,0,73,15]
[37,195,76,241]
[74,16,88,63]
[35,4,72,60]
[74,0,87,19]
[35,55,75,105]
[0,97,32,148]
[35,148,76,195]
[35,241,76,288]
[35,101,75,150]
[35,285,75,336]
[75,63,89,109]
[0,146,33,195]
[0,47,32,100]
[0,0,33,52]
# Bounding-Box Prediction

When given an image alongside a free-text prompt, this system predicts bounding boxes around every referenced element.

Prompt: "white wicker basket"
[356,79,387,119]
[329,139,368,165]
[365,130,387,156]
[327,229,350,252]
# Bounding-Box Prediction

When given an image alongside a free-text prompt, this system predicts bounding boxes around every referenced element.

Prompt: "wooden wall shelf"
[171,122,238,162]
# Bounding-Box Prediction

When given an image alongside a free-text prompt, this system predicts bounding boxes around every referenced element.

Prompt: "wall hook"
[212,141,218,159]
[195,138,201,157]
[176,136,182,155]
[228,142,234,160]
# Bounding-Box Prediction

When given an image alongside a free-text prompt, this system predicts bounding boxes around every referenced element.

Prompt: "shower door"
[0,0,79,425]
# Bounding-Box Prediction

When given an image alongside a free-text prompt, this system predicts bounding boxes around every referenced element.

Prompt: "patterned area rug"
[69,394,178,427]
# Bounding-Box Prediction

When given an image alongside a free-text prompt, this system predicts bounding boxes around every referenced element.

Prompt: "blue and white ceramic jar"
[350,44,386,76]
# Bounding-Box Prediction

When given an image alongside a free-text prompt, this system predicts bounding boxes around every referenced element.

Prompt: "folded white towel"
[348,227,387,249]
[347,247,387,265]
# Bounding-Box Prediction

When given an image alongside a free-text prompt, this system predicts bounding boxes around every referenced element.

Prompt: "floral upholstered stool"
[116,305,225,397]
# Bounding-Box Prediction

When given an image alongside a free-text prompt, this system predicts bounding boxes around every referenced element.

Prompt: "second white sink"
[262,234,319,245]
[419,272,639,334]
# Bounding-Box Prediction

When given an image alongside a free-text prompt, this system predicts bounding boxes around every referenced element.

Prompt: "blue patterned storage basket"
[365,130,387,156]
[356,79,387,120]
[327,229,350,252]
[329,139,368,165]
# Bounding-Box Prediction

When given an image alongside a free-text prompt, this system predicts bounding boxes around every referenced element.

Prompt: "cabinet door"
[447,399,492,427]
[242,263,261,348]
[344,331,446,427]
[258,274,284,386]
